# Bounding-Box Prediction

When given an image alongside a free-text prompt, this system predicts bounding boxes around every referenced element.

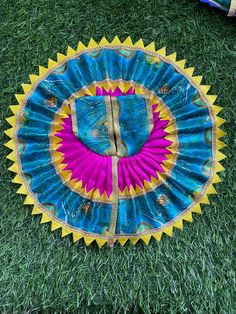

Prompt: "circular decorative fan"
[200,0,236,16]
[5,37,226,247]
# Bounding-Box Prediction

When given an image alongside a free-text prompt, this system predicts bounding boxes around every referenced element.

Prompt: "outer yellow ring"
[5,36,226,247]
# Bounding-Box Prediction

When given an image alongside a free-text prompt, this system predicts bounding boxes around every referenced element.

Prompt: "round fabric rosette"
[200,0,236,16]
[5,37,226,247]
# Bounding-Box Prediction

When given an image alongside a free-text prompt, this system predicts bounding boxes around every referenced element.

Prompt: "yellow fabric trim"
[5,36,226,247]
[156,47,166,56]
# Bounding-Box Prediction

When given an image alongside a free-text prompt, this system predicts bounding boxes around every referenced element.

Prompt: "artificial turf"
[0,0,236,313]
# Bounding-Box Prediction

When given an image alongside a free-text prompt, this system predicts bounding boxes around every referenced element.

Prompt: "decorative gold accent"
[108,156,119,247]
[105,96,116,155]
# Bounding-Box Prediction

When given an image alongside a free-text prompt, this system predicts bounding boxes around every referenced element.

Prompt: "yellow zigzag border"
[4,36,226,247]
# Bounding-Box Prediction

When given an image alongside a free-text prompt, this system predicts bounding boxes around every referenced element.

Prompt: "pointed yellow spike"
[99,37,109,45]
[216,151,226,161]
[165,124,176,133]
[134,184,144,194]
[10,105,21,115]
[150,175,158,185]
[141,234,151,245]
[132,84,143,95]
[64,103,71,115]
[206,185,217,194]
[216,161,225,172]
[206,95,217,105]
[88,38,98,49]
[61,227,72,237]
[192,76,203,85]
[212,105,223,116]
[16,184,27,194]
[130,237,140,245]
[29,74,39,84]
[200,85,211,95]
[4,139,14,150]
[5,128,14,138]
[167,52,177,61]
[24,195,34,205]
[84,236,94,246]
[156,47,166,56]
[50,221,61,231]
[185,67,195,77]
[182,212,193,222]
[212,173,222,183]
[7,151,16,162]
[63,170,72,182]
[39,66,48,76]
[67,46,76,56]
[74,180,83,190]
[8,163,18,173]
[134,39,144,48]
[51,135,63,144]
[32,205,42,215]
[123,36,133,46]
[54,156,64,165]
[216,128,226,138]
[192,203,202,214]
[143,179,153,189]
[96,238,107,248]
[57,53,66,62]
[216,139,226,149]
[6,116,16,127]
[128,184,136,195]
[12,174,22,184]
[21,84,32,94]
[165,139,177,149]
[57,163,67,172]
[83,88,93,96]
[111,36,121,46]
[15,94,25,104]
[215,117,226,126]
[41,213,51,224]
[73,232,83,243]
[145,42,155,52]
[53,151,64,159]
[101,80,110,91]
[48,58,58,69]
[176,59,186,69]
[153,232,162,241]
[200,194,210,205]
[58,110,69,119]
[174,219,183,230]
[77,41,87,51]
[163,226,173,237]
[118,238,128,246]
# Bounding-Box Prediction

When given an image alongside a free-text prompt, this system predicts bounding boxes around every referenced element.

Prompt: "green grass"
[0,0,236,313]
